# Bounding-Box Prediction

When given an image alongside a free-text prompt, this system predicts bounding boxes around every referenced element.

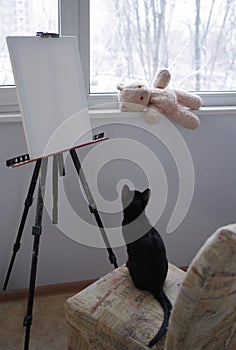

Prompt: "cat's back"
[128,227,167,265]
[127,228,168,290]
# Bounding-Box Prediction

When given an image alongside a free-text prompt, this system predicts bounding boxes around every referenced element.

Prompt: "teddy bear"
[117,68,202,129]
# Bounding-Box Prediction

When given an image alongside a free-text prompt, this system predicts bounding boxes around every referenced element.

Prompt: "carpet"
[0,292,73,350]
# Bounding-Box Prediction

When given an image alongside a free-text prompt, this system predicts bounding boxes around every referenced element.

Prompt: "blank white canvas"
[7,36,92,159]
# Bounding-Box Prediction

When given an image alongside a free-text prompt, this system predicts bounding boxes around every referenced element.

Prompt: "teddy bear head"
[116,82,151,112]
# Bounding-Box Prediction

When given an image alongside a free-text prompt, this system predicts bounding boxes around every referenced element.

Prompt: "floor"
[0,291,73,350]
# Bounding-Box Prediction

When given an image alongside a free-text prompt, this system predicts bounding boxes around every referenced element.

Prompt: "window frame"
[0,0,235,116]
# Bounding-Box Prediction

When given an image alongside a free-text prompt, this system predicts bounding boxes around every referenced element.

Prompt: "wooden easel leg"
[3,159,42,291]
[58,153,66,176]
[52,155,59,224]
[69,149,118,268]
[23,158,48,350]
[52,154,66,225]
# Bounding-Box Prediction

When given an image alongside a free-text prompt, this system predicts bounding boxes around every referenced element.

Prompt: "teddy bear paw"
[144,108,162,124]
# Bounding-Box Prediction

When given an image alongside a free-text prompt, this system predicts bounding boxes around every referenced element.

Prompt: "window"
[0,0,235,114]
[90,0,236,93]
[0,0,58,86]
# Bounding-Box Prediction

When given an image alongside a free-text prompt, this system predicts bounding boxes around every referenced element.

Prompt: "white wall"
[1,112,236,290]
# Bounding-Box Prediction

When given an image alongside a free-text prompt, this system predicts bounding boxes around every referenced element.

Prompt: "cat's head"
[122,184,150,221]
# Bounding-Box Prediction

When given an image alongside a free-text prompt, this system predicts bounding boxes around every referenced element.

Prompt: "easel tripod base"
[3,148,118,350]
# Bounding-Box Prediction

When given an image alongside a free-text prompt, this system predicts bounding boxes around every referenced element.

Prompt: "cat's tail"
[148,289,172,347]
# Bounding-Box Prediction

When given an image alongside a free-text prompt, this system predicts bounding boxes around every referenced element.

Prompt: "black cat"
[121,184,172,347]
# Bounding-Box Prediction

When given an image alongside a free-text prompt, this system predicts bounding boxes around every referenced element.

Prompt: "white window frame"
[0,0,236,117]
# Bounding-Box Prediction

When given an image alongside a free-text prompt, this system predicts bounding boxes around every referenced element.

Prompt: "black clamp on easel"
[3,135,118,350]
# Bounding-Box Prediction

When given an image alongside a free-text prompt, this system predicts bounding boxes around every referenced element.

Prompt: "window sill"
[89,106,236,119]
[0,106,236,124]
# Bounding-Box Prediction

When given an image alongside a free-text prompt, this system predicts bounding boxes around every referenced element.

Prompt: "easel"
[3,138,118,350]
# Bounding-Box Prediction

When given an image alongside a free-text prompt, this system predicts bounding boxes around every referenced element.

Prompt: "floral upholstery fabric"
[166,224,236,350]
[65,224,236,350]
[65,263,185,350]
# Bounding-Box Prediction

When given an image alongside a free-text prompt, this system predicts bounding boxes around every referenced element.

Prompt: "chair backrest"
[166,224,236,350]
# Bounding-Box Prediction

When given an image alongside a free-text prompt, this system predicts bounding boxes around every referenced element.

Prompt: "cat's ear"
[122,184,131,199]
[142,188,150,204]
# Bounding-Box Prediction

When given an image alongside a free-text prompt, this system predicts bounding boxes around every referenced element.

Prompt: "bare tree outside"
[0,0,58,85]
[90,0,236,92]
[0,1,235,93]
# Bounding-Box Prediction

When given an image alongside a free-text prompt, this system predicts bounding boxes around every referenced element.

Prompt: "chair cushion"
[65,263,185,350]
[166,224,236,350]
